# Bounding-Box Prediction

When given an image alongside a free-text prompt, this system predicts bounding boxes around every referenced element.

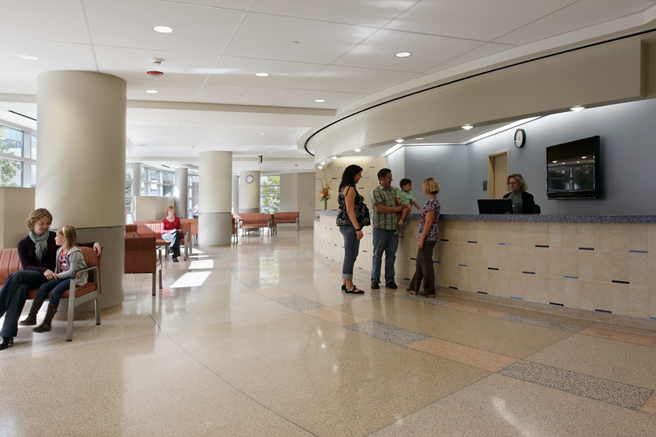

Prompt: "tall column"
[175,167,188,218]
[231,174,239,213]
[37,71,126,309]
[239,171,260,213]
[199,151,232,245]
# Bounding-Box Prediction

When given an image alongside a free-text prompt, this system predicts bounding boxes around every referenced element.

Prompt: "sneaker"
[386,282,398,289]
[371,281,380,289]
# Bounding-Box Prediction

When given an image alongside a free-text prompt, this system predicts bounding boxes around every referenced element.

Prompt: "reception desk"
[314,212,656,320]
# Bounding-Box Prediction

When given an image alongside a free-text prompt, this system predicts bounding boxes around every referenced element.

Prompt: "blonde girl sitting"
[20,226,88,333]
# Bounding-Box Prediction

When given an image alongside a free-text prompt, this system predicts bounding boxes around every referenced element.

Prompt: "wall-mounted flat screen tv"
[546,136,600,200]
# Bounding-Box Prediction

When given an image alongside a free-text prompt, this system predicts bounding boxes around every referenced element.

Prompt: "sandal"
[345,288,365,294]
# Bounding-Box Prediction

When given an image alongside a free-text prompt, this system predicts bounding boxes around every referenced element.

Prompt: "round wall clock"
[514,129,526,148]
[245,175,254,184]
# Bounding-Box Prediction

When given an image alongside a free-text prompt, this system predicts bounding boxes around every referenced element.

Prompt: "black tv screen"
[546,136,600,199]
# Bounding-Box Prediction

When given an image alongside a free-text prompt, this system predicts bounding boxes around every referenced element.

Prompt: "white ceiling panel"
[153,0,252,11]
[95,46,218,83]
[0,38,97,75]
[223,13,378,64]
[0,71,38,95]
[250,0,418,27]
[125,79,204,102]
[273,89,365,109]
[175,125,241,136]
[424,42,514,74]
[385,0,578,42]
[195,84,293,106]
[298,65,418,94]
[495,0,656,45]
[83,0,246,54]
[0,0,89,43]
[334,29,485,73]
[207,57,325,88]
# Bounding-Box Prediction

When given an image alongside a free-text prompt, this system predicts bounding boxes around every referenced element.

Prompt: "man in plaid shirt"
[369,168,410,290]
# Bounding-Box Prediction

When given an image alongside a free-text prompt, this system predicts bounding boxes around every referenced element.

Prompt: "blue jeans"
[36,278,71,308]
[371,228,399,284]
[339,225,360,280]
[0,270,47,337]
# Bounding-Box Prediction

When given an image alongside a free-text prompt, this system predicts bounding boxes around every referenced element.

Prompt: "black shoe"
[371,281,379,289]
[0,337,13,351]
[173,257,179,263]
[342,284,357,291]
[345,288,365,294]
[386,282,398,289]
[417,291,436,297]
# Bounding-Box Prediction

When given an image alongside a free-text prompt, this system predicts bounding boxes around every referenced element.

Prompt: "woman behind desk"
[503,173,535,214]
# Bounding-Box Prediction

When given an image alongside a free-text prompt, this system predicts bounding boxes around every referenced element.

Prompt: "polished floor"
[1,228,656,436]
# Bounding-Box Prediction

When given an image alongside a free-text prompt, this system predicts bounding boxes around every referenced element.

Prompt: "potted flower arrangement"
[319,179,330,211]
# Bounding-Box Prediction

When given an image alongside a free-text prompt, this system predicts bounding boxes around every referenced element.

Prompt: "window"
[260,175,280,213]
[139,166,174,197]
[0,124,34,187]
[188,174,199,218]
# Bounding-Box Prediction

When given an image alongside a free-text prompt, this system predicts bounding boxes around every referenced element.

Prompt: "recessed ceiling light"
[395,138,404,143]
[18,55,39,61]
[153,26,173,33]
[395,52,412,58]
[255,72,269,77]
[317,166,323,169]
[570,106,585,112]
[314,99,325,103]
[462,125,473,130]
[320,162,325,165]
[331,156,338,159]
[354,149,362,152]
[415,137,423,140]
[258,132,265,135]
[145,90,158,94]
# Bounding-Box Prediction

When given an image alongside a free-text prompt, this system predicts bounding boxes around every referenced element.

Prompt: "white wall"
[134,196,175,221]
[279,172,316,227]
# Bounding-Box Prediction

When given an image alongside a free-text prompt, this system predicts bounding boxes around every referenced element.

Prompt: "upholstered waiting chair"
[125,236,162,296]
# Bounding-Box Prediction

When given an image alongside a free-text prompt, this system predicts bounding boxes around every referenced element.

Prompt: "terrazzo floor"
[1,228,655,436]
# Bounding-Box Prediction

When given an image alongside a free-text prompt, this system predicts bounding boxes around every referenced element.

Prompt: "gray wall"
[402,98,656,215]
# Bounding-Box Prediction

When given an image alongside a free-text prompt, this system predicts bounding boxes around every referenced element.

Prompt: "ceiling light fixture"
[18,55,39,61]
[415,137,423,140]
[314,99,325,103]
[395,138,404,143]
[467,117,540,143]
[395,52,412,58]
[331,156,338,160]
[462,125,473,130]
[255,72,269,77]
[354,148,362,152]
[317,166,323,169]
[385,144,404,156]
[258,132,265,135]
[570,106,585,112]
[145,90,158,94]
[153,26,173,33]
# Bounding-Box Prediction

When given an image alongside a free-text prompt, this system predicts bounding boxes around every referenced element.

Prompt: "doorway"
[487,150,508,199]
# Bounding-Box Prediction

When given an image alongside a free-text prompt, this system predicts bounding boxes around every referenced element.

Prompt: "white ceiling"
[1,0,655,173]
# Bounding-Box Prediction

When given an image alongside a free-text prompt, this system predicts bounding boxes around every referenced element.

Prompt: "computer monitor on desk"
[477,198,513,214]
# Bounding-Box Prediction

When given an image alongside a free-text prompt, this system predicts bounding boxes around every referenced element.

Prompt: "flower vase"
[322,198,328,211]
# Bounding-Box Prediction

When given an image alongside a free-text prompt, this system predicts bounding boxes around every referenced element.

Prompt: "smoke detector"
[151,57,165,65]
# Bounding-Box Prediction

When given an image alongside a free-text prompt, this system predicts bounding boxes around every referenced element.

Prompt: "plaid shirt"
[370,185,398,230]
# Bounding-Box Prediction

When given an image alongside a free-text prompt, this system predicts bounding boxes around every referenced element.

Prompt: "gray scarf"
[29,231,50,263]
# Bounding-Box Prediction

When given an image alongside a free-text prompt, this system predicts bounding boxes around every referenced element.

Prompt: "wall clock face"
[514,129,526,148]
[245,175,254,184]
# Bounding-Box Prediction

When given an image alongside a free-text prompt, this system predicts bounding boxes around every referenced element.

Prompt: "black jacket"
[503,191,535,214]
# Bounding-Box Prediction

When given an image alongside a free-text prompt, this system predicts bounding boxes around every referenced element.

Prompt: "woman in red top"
[161,205,182,262]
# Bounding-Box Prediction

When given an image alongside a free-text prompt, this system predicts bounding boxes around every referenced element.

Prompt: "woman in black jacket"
[503,173,535,214]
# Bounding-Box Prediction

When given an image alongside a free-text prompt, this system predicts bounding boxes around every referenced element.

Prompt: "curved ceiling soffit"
[303,27,656,159]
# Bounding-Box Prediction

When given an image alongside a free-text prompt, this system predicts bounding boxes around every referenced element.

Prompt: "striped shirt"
[370,185,398,230]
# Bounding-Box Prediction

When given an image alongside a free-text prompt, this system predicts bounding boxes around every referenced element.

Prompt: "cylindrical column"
[175,167,188,218]
[37,71,126,310]
[231,174,239,213]
[239,171,260,213]
[199,151,232,245]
